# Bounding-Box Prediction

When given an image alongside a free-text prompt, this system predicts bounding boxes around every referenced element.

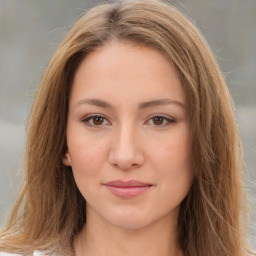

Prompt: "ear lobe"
[63,152,72,166]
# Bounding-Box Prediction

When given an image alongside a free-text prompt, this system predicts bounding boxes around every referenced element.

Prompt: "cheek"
[150,125,193,192]
[153,130,193,208]
[153,126,191,170]
[165,135,191,168]
[67,131,109,175]
[68,134,110,199]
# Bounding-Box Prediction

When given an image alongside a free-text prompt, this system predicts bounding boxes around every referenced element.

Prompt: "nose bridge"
[118,121,135,150]
[109,121,144,170]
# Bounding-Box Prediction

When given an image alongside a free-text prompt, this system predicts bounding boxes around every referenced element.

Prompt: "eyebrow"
[138,99,185,109]
[75,98,112,108]
[75,98,185,109]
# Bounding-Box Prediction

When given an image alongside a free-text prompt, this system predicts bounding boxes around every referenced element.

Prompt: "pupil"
[93,117,103,125]
[153,117,163,125]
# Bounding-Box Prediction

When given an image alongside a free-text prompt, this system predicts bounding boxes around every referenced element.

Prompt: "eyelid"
[81,114,111,127]
[81,113,175,128]
[145,114,175,127]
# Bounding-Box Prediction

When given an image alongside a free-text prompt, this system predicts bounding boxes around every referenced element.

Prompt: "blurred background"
[0,0,255,248]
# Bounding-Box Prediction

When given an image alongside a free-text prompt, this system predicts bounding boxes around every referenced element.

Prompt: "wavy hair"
[0,0,253,255]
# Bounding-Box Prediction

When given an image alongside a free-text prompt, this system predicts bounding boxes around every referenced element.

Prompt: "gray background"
[0,0,255,248]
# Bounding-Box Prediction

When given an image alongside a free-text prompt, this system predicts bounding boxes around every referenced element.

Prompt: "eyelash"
[81,114,110,128]
[146,114,175,127]
[81,114,175,128]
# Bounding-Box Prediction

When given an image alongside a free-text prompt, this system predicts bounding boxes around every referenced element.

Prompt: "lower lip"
[104,185,152,198]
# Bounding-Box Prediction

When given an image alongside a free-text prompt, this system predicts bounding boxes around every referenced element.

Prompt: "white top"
[0,251,44,256]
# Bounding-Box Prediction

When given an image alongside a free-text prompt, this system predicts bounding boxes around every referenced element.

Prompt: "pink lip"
[103,180,153,198]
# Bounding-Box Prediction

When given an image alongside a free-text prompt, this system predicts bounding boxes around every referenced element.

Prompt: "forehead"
[70,40,185,108]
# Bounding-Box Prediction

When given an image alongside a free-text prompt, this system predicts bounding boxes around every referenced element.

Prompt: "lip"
[103,180,153,198]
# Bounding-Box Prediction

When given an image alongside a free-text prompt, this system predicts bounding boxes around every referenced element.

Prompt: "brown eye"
[147,115,174,127]
[82,115,110,127]
[152,116,164,125]
[93,116,104,125]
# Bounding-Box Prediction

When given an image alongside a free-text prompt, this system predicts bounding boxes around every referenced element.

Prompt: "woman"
[0,0,254,255]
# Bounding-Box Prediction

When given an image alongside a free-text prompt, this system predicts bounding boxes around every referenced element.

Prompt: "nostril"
[109,152,144,171]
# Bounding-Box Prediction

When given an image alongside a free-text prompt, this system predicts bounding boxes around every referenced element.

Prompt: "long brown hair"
[0,0,253,255]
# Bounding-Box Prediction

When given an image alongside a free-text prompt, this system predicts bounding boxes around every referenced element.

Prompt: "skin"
[64,40,193,256]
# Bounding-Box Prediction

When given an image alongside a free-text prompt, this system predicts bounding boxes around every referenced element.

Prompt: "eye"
[147,115,174,127]
[82,114,110,127]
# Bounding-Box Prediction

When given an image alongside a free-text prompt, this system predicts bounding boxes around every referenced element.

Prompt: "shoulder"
[0,251,45,256]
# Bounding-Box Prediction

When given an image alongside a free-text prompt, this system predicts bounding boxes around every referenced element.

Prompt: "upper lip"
[103,180,153,187]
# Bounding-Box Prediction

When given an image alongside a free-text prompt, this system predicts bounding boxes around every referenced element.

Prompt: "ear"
[63,151,72,166]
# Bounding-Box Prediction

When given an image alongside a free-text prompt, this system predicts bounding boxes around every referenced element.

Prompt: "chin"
[102,208,157,231]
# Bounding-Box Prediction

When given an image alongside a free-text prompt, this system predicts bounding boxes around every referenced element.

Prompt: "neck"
[74,209,183,256]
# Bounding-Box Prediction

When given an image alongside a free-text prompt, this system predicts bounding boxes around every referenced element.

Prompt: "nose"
[108,124,145,171]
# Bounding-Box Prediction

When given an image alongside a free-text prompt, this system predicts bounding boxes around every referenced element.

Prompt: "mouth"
[102,180,153,198]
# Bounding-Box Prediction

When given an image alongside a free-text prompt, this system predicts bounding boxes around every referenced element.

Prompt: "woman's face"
[65,41,193,230]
